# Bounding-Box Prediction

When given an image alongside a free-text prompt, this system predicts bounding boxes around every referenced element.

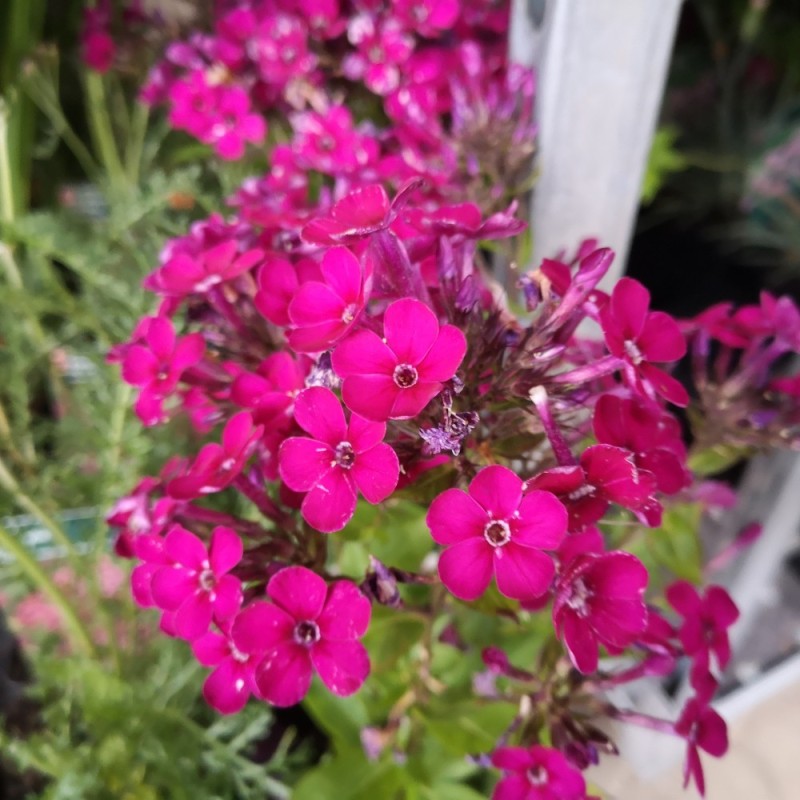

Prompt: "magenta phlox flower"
[297,0,347,39]
[332,297,466,421]
[675,696,729,797]
[207,85,267,160]
[491,745,588,800]
[81,28,115,73]
[392,0,460,37]
[251,13,316,89]
[144,240,263,297]
[301,183,393,246]
[427,465,567,602]
[286,247,371,353]
[150,525,243,640]
[759,291,800,352]
[130,533,171,609]
[553,551,649,673]
[527,444,659,531]
[402,201,526,241]
[343,14,414,95]
[292,105,379,176]
[600,278,689,407]
[230,352,308,430]
[279,387,399,532]
[168,411,262,499]
[192,615,260,714]
[593,394,690,495]
[254,255,321,327]
[666,581,739,688]
[230,566,371,706]
[121,316,205,426]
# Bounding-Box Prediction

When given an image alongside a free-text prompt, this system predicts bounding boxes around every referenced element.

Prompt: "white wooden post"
[520,0,683,284]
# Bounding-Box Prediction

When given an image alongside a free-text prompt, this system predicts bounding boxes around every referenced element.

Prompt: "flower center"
[567,484,595,502]
[341,302,358,323]
[624,339,643,365]
[483,519,511,548]
[334,441,356,469]
[230,645,249,664]
[198,567,216,591]
[526,766,548,787]
[293,620,321,646]
[393,363,419,388]
[566,577,592,617]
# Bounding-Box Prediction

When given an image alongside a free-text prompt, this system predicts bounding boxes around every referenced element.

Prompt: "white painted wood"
[527,0,682,284]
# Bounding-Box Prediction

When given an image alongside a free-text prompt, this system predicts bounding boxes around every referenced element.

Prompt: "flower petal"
[192,631,229,667]
[417,324,467,381]
[209,526,243,576]
[438,538,493,600]
[164,525,208,570]
[279,438,334,492]
[383,298,439,363]
[427,488,488,544]
[301,468,358,533]
[494,543,554,601]
[638,311,686,362]
[311,639,370,696]
[611,277,650,340]
[254,642,313,706]
[320,247,363,304]
[389,381,442,419]
[231,601,294,654]
[174,591,213,640]
[332,329,396,377]
[317,581,372,640]
[341,374,398,421]
[351,442,399,503]
[268,565,328,621]
[289,281,346,325]
[151,566,196,611]
[514,491,568,549]
[561,611,599,674]
[293,386,347,444]
[212,574,243,622]
[204,660,250,714]
[469,465,523,519]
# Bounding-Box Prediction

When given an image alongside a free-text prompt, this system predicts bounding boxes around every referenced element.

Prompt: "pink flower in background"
[287,247,369,353]
[254,255,321,327]
[279,387,399,532]
[600,277,689,406]
[332,297,466,421]
[82,30,115,72]
[593,394,690,495]
[192,615,260,714]
[301,184,394,246]
[343,14,414,95]
[527,444,659,531]
[145,240,263,297]
[392,0,460,37]
[150,525,243,640]
[676,696,729,796]
[168,412,262,499]
[666,581,739,689]
[121,316,205,426]
[231,566,371,706]
[427,465,567,602]
[553,551,649,673]
[491,745,588,800]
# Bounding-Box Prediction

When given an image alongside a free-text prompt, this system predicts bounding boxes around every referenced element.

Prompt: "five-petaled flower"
[427,465,567,602]
[553,551,649,673]
[675,695,729,797]
[279,387,399,532]
[491,744,588,800]
[332,297,466,421]
[230,566,371,706]
[150,525,243,641]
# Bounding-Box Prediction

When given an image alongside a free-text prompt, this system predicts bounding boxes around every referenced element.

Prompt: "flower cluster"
[107,2,800,797]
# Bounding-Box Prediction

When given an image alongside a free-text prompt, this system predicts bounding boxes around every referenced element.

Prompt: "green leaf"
[421,701,516,757]
[303,678,369,744]
[647,502,703,583]
[688,443,752,476]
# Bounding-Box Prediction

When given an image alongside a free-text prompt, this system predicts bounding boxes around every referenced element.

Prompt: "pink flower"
[254,255,321,327]
[527,445,659,531]
[675,696,729,796]
[593,394,690,495]
[121,316,205,426]
[666,581,739,689]
[600,278,688,406]
[192,616,260,714]
[491,745,588,800]
[230,566,371,706]
[392,0,460,37]
[287,247,369,353]
[82,30,115,73]
[150,525,243,640]
[301,184,393,246]
[332,298,466,421]
[343,15,414,95]
[145,240,263,297]
[279,387,399,532]
[167,412,262,499]
[553,551,649,673]
[427,465,567,602]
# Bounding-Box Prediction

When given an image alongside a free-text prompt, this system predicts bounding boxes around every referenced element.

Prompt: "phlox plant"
[85,1,800,799]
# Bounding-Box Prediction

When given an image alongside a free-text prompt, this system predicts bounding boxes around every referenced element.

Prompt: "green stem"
[84,72,126,194]
[0,97,15,223]
[0,455,77,556]
[0,521,96,657]
[125,101,150,186]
